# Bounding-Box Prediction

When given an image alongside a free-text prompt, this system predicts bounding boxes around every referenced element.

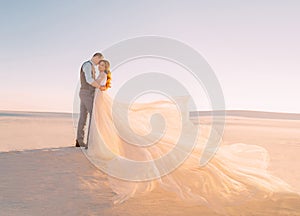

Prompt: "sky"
[0,0,299,113]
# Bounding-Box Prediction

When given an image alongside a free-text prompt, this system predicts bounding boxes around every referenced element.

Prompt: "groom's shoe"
[75,140,86,148]
[75,140,80,147]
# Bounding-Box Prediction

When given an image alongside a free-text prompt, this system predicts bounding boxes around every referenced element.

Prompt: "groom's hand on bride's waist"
[99,86,106,91]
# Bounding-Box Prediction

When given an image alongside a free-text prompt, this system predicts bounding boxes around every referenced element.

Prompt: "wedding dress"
[86,89,299,214]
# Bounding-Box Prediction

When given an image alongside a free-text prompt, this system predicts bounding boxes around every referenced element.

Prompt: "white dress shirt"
[82,60,101,88]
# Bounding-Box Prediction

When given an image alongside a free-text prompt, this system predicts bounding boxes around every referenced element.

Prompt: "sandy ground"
[0,111,300,215]
[0,112,74,152]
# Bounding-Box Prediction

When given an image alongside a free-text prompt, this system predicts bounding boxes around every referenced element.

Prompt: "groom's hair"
[93,52,103,58]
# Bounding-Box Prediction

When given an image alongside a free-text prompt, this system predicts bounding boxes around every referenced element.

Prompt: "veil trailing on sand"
[86,89,299,214]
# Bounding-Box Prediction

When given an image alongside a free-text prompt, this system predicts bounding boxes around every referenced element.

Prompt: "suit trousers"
[76,90,95,146]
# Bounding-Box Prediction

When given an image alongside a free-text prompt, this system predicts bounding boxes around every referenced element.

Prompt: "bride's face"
[98,61,106,72]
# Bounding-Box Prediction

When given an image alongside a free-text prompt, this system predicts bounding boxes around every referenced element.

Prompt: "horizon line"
[1,109,300,115]
[1,109,300,119]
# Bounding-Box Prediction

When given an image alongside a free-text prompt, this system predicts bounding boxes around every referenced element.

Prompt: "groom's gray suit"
[76,60,97,147]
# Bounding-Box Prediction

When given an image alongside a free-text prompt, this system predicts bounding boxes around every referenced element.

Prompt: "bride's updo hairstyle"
[99,59,112,90]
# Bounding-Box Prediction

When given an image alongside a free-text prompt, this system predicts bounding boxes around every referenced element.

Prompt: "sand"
[0,110,300,215]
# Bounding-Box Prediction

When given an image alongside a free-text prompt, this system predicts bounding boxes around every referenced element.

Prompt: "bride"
[85,60,299,214]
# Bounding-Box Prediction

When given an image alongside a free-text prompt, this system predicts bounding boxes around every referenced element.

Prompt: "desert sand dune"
[0,111,300,215]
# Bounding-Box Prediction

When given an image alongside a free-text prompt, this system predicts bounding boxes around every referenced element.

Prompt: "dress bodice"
[97,71,107,86]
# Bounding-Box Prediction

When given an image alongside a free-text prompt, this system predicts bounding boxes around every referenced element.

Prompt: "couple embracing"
[75,53,111,149]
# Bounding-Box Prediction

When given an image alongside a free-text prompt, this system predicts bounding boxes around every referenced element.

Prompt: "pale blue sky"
[0,0,299,113]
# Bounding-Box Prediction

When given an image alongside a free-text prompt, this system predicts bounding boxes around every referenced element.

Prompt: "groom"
[75,52,104,149]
